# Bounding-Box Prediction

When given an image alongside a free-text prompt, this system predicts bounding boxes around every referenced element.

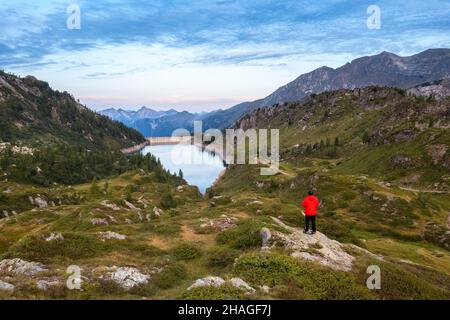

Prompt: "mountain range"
[101,48,450,136]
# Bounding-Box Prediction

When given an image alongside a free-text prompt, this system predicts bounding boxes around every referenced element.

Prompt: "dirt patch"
[149,237,173,250]
[181,226,215,247]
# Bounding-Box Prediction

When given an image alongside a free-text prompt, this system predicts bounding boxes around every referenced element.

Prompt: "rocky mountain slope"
[201,49,450,130]
[99,107,216,137]
[0,71,145,149]
[99,107,179,126]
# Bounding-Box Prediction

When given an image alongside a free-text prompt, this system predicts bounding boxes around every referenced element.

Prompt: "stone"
[33,196,48,208]
[36,278,60,290]
[110,267,150,289]
[45,233,64,242]
[260,227,272,250]
[200,216,237,231]
[153,207,163,216]
[0,280,15,292]
[123,200,138,210]
[0,258,46,276]
[260,285,271,293]
[98,231,127,241]
[270,217,355,271]
[100,200,121,211]
[187,276,225,291]
[229,277,255,293]
[91,218,109,226]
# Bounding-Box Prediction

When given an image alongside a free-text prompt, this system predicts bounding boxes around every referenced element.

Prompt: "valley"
[1,50,450,300]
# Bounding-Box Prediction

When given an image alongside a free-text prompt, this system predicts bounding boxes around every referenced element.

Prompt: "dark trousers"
[305,215,316,232]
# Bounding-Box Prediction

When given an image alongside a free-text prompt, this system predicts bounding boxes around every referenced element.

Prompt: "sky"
[0,0,450,112]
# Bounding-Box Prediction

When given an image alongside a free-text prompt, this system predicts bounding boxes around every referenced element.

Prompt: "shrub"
[5,233,112,262]
[216,221,263,249]
[181,285,246,300]
[233,254,303,286]
[207,247,239,270]
[152,262,187,289]
[173,243,202,260]
[160,192,177,209]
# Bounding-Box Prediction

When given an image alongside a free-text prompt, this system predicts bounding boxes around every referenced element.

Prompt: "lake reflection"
[142,144,225,193]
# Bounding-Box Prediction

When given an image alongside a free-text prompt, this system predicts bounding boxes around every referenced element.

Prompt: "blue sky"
[1,0,450,111]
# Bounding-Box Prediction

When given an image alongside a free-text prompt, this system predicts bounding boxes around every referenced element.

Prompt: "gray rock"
[45,233,64,242]
[230,277,255,293]
[36,278,60,290]
[270,217,355,271]
[0,280,15,292]
[187,276,225,291]
[260,227,272,250]
[110,267,150,289]
[91,218,109,226]
[0,258,46,276]
[98,231,127,241]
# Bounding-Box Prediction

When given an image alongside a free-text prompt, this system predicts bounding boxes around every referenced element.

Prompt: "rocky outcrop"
[36,278,61,290]
[187,276,255,294]
[0,258,46,276]
[45,233,64,242]
[187,276,225,291]
[0,280,15,292]
[260,227,272,250]
[270,217,355,271]
[110,267,150,289]
[91,218,109,226]
[98,231,127,241]
[199,215,238,231]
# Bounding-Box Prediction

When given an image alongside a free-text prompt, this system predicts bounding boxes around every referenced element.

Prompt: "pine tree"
[334,137,340,146]
[178,169,184,179]
[362,131,370,144]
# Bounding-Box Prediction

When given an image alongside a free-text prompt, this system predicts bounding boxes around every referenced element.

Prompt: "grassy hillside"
[0,71,144,150]
[0,85,449,300]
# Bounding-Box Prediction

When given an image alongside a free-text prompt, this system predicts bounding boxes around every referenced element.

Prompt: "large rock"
[0,258,46,276]
[91,218,109,226]
[0,280,15,292]
[98,231,127,241]
[229,277,255,293]
[260,227,272,250]
[36,278,61,290]
[45,233,64,242]
[110,267,150,289]
[187,276,225,291]
[270,217,355,271]
[200,215,238,231]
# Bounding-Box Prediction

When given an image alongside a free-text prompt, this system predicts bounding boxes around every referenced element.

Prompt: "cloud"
[0,0,449,110]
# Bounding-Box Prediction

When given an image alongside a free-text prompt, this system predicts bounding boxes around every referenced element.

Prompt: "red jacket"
[301,195,319,216]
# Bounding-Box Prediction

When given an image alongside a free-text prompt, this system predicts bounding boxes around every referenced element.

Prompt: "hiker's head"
[308,191,314,196]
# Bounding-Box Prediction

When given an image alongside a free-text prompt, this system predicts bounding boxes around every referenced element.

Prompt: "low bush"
[172,243,202,260]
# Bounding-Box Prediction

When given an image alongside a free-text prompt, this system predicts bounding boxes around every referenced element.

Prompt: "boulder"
[229,277,255,293]
[187,276,225,291]
[270,217,355,271]
[153,207,163,217]
[0,280,14,292]
[200,216,237,231]
[260,227,272,250]
[36,278,61,290]
[100,200,121,211]
[0,258,46,276]
[110,267,150,289]
[91,218,109,226]
[45,233,64,242]
[98,231,127,241]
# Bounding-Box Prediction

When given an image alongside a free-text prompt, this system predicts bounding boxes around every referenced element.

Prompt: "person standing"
[301,191,319,234]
